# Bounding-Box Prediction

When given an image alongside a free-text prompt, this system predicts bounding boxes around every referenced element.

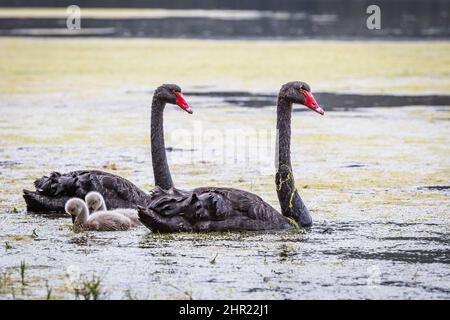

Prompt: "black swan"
[85,191,141,227]
[23,84,192,213]
[138,81,324,232]
[65,198,135,231]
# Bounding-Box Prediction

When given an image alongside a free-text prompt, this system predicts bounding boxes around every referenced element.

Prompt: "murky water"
[0,89,449,299]
[1,1,449,39]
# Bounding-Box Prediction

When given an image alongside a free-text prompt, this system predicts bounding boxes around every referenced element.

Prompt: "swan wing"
[88,212,132,231]
[138,187,290,232]
[25,170,148,213]
[110,209,141,226]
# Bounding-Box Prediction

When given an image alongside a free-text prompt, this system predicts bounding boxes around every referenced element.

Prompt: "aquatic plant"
[123,289,139,300]
[287,217,300,231]
[168,283,193,300]
[31,229,38,238]
[45,280,52,300]
[19,260,27,286]
[73,274,107,300]
[209,253,219,264]
[0,271,12,291]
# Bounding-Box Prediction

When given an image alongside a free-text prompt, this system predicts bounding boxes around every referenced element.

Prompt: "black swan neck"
[151,97,174,190]
[275,96,312,227]
[277,97,293,166]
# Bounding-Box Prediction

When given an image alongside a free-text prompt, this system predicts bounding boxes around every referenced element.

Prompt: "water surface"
[0,89,449,299]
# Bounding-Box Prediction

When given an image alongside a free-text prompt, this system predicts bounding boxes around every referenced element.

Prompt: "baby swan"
[65,198,132,232]
[85,191,141,227]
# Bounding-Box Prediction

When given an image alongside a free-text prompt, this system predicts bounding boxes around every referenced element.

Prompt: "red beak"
[175,92,193,114]
[302,90,324,115]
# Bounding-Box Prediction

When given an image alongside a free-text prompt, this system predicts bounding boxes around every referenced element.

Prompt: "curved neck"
[99,197,107,211]
[275,97,312,227]
[151,97,174,190]
[276,97,293,166]
[74,202,90,227]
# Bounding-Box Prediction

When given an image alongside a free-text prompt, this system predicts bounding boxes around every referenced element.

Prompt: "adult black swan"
[23,84,193,213]
[138,81,324,232]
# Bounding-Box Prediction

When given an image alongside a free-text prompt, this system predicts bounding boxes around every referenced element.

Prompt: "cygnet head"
[65,198,85,223]
[85,191,105,211]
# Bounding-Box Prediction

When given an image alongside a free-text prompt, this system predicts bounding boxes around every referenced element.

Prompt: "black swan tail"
[23,189,69,213]
[33,171,58,192]
[23,170,78,213]
[24,170,149,214]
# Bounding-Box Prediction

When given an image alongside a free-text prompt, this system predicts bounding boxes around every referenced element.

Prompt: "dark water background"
[0,0,449,39]
[183,91,450,110]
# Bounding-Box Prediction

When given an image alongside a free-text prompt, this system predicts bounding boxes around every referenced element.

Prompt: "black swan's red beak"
[175,92,193,114]
[302,90,324,115]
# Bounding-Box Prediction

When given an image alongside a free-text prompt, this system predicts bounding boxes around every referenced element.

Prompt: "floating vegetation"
[4,242,13,250]
[7,235,33,242]
[102,162,118,171]
[287,218,300,231]
[1,38,449,94]
[0,38,448,300]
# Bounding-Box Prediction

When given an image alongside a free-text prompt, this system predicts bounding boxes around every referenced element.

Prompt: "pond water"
[1,1,449,39]
[0,88,449,299]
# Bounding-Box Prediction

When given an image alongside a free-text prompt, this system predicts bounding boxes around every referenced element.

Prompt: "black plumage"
[23,170,147,213]
[23,84,191,213]
[138,186,292,232]
[138,81,322,232]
